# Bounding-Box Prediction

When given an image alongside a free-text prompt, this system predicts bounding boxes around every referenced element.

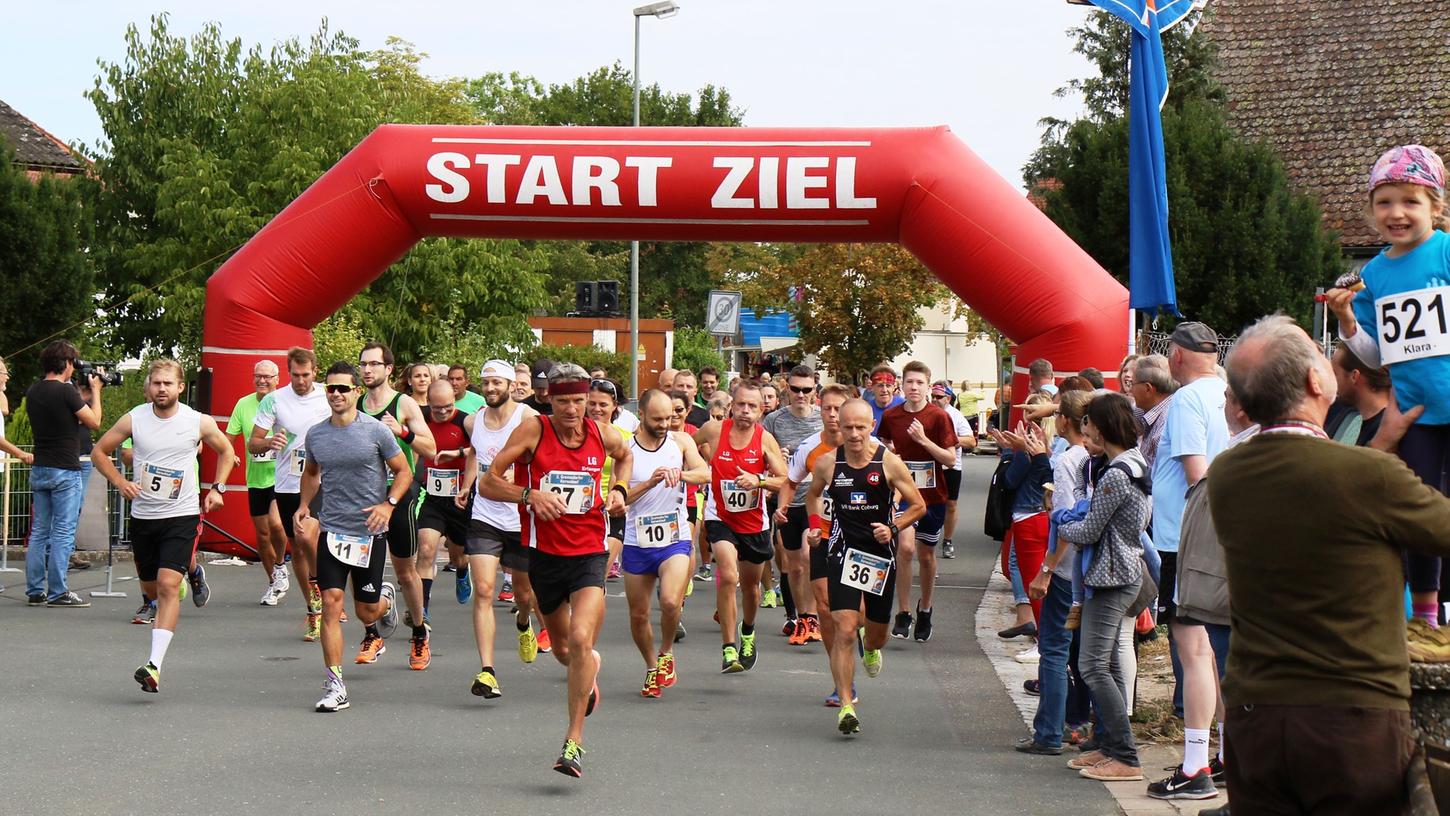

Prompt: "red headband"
[547,380,591,397]
[871,373,897,385]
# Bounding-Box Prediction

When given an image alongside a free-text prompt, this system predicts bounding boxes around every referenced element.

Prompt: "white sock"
[1182,728,1211,775]
[1218,722,1225,762]
[149,628,175,669]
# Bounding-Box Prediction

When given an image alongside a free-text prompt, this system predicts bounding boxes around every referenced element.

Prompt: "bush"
[526,343,632,383]
[672,326,725,377]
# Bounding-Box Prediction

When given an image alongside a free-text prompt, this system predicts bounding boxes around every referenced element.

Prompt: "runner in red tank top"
[480,363,631,779]
[692,383,787,674]
[415,380,474,644]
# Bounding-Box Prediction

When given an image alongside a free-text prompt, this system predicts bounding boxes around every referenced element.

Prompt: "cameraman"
[24,341,103,607]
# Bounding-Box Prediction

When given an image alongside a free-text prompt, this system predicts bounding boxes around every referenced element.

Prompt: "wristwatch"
[387,495,399,507]
[888,522,900,537]
[1040,564,1051,574]
[212,483,226,494]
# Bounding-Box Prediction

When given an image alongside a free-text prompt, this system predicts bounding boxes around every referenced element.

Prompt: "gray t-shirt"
[304,413,402,537]
[763,407,823,507]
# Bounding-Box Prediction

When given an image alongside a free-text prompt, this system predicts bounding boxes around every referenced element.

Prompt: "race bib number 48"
[542,471,595,514]
[141,463,185,500]
[326,531,375,569]
[840,548,892,596]
[427,468,460,497]
[1377,287,1450,365]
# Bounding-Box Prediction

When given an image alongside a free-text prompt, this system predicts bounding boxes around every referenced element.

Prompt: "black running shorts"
[247,485,275,518]
[529,550,607,615]
[705,520,773,565]
[417,494,469,545]
[385,482,421,558]
[131,515,201,582]
[826,546,896,624]
[777,504,808,551]
[316,529,386,604]
[465,519,531,572]
[274,490,322,540]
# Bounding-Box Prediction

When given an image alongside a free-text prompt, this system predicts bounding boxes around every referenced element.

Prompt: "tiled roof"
[1199,1,1450,248]
[0,99,85,174]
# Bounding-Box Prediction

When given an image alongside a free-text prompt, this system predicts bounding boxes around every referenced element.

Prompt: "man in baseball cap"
[523,359,554,416]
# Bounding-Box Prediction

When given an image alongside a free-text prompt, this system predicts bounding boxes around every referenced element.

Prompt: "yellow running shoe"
[471,669,501,699]
[304,612,321,642]
[518,626,538,664]
[838,703,861,735]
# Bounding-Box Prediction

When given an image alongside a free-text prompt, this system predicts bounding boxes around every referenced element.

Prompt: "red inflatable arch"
[199,124,1128,552]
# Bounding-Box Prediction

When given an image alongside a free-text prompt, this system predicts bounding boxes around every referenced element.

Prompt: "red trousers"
[1002,513,1048,624]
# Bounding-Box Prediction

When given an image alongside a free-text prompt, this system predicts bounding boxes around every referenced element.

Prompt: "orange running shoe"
[805,616,823,643]
[656,652,677,688]
[537,627,552,653]
[409,634,431,670]
[355,633,385,664]
[641,668,661,698]
[788,618,809,646]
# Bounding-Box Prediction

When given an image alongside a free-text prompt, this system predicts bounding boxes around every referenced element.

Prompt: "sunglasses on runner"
[325,384,355,394]
[788,385,814,395]
[590,379,619,397]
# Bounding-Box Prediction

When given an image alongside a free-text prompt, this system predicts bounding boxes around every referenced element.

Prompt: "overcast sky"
[4,1,1096,191]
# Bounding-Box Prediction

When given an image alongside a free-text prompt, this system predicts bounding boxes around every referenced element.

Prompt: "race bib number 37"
[542,471,595,514]
[1377,287,1450,365]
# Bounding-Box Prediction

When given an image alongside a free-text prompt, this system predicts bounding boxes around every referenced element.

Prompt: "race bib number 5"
[1377,287,1450,365]
[721,481,760,511]
[542,471,595,514]
[141,463,184,500]
[906,461,937,490]
[635,511,681,548]
[427,468,460,497]
[326,531,375,569]
[840,548,892,596]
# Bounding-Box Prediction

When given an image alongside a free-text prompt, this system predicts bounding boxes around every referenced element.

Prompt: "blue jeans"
[26,466,84,600]
[1032,574,1075,746]
[1007,544,1029,605]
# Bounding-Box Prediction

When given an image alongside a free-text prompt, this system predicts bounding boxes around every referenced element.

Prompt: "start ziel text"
[424,153,877,210]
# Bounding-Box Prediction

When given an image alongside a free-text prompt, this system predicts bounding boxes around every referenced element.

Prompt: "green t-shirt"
[456,389,485,415]
[226,392,276,489]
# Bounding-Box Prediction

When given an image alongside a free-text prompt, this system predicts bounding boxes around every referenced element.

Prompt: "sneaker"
[721,645,744,674]
[377,583,398,639]
[187,565,210,608]
[1080,758,1144,782]
[641,668,661,698]
[1067,750,1106,770]
[782,617,799,638]
[684,576,693,598]
[27,594,45,606]
[941,539,955,559]
[442,563,456,573]
[606,561,622,581]
[1024,679,1041,696]
[471,669,501,699]
[739,631,758,671]
[132,601,157,625]
[315,678,349,712]
[837,703,861,735]
[825,686,858,707]
[1013,737,1063,755]
[1209,757,1226,787]
[408,634,431,670]
[355,633,386,664]
[303,612,321,642]
[673,621,686,643]
[656,652,677,688]
[913,606,933,642]
[788,618,808,646]
[307,582,321,614]
[497,587,515,603]
[537,628,552,653]
[805,616,823,643]
[46,591,90,608]
[1064,724,1091,746]
[260,585,279,606]
[693,563,713,582]
[1147,767,1218,800]
[1065,606,1081,631]
[553,739,585,778]
[272,564,290,593]
[759,588,778,608]
[997,621,1038,639]
[134,661,160,693]
[455,568,471,605]
[1013,643,1041,664]
[518,626,539,664]
[891,611,912,640]
[863,648,883,678]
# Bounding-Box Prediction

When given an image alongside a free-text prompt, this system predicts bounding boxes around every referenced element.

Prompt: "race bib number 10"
[1377,287,1450,365]
[635,511,681,548]
[542,471,595,514]
[326,531,374,569]
[141,463,185,500]
[840,548,892,596]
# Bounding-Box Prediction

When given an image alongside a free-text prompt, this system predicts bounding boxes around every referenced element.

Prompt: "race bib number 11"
[1377,287,1450,365]
[326,531,374,569]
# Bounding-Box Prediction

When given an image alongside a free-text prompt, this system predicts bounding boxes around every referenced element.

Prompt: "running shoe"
[1013,644,1041,664]
[759,588,778,608]
[739,631,758,671]
[272,564,290,593]
[188,565,210,608]
[837,703,861,735]
[805,616,823,643]
[1210,757,1226,787]
[788,618,808,646]
[47,591,90,608]
[782,617,799,637]
[674,621,687,643]
[518,626,539,664]
[693,563,713,582]
[260,585,279,606]
[656,652,677,688]
[684,577,693,598]
[471,669,501,699]
[641,668,661,698]
[355,633,386,664]
[377,582,398,639]
[315,678,349,712]
[553,739,585,778]
[913,606,933,642]
[132,601,157,625]
[863,648,883,678]
[606,561,622,581]
[408,634,431,670]
[442,563,456,572]
[455,567,471,605]
[177,579,187,603]
[537,628,553,653]
[303,613,321,642]
[28,594,45,606]
[891,611,913,640]
[134,661,159,693]
[1024,679,1041,696]
[942,539,956,559]
[497,587,515,603]
[721,645,744,674]
[1147,767,1218,800]
[307,582,321,614]
[825,686,859,707]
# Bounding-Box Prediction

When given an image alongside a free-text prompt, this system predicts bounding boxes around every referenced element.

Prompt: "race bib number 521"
[1377,287,1450,365]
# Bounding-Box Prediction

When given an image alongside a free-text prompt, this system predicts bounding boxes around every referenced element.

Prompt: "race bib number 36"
[721,481,760,511]
[1377,287,1450,365]
[840,548,892,596]
[907,461,937,490]
[326,531,375,569]
[141,463,185,500]
[542,471,595,514]
[635,511,681,548]
[427,468,460,497]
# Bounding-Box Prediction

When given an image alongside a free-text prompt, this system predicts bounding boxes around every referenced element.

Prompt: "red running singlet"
[524,416,608,556]
[705,420,769,534]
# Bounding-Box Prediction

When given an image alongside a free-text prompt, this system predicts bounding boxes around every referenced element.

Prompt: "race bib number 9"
[427,468,460,497]
[141,463,185,500]
[326,531,375,569]
[542,471,595,514]
[290,449,307,478]
[840,547,892,596]
[907,461,937,490]
[1377,287,1450,365]
[721,481,761,512]
[635,511,681,548]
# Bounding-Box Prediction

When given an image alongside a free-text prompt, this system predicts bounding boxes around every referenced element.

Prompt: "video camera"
[75,360,123,388]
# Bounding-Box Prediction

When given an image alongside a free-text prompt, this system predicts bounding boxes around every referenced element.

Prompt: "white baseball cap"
[480,359,515,381]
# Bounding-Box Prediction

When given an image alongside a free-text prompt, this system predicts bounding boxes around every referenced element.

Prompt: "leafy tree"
[1025,12,1341,331]
[0,137,95,387]
[671,326,726,379]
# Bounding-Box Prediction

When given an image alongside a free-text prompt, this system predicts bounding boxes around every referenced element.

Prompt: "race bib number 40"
[542,471,595,514]
[635,511,681,548]
[1377,287,1450,365]
[427,468,460,497]
[840,548,892,596]
[906,461,937,490]
[326,531,375,569]
[721,481,760,512]
[141,463,185,500]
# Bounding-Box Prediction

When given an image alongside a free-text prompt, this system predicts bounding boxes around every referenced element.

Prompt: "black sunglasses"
[325,383,355,394]
[591,379,619,397]
[788,385,814,394]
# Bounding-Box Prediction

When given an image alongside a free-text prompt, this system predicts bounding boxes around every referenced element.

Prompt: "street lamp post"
[629,1,679,404]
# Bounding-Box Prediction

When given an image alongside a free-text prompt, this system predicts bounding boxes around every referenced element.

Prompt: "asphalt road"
[0,456,1115,815]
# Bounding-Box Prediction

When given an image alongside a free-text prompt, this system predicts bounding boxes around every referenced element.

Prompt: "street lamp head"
[634,1,680,18]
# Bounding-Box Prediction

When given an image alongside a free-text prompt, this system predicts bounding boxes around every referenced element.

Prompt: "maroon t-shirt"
[876,402,956,505]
